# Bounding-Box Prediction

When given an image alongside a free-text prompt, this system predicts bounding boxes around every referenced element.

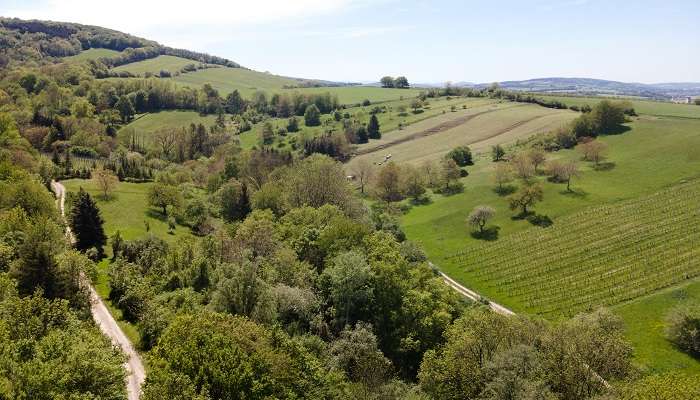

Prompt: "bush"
[446,146,473,166]
[70,145,99,158]
[666,303,700,356]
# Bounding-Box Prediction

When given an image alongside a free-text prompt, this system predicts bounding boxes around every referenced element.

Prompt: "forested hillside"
[0,16,698,400]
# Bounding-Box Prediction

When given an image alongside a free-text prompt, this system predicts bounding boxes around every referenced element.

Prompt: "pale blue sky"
[4,0,699,83]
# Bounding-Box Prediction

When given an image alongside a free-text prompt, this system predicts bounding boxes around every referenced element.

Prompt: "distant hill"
[469,77,700,99]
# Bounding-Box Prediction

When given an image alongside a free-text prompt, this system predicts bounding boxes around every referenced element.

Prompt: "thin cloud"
[3,0,372,35]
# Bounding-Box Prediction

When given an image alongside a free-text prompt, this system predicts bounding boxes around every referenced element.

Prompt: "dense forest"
[0,17,698,400]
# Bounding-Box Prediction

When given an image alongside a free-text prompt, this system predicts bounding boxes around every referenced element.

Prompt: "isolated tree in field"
[410,99,424,112]
[351,159,374,195]
[374,162,403,203]
[115,95,135,123]
[394,76,410,88]
[441,158,461,190]
[578,139,607,165]
[491,144,506,161]
[92,167,118,199]
[527,148,547,173]
[695,98,700,106]
[665,303,700,356]
[70,187,107,255]
[447,145,473,166]
[510,153,535,182]
[304,104,321,126]
[402,164,426,201]
[380,76,395,88]
[508,184,543,215]
[148,183,182,216]
[468,206,496,233]
[367,114,381,139]
[547,160,581,192]
[493,162,513,193]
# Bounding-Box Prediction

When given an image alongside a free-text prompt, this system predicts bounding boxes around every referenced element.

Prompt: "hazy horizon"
[4,0,699,84]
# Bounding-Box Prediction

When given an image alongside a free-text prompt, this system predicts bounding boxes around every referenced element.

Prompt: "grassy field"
[398,108,700,373]
[236,95,493,151]
[292,86,422,105]
[64,47,121,62]
[62,179,193,244]
[347,102,577,169]
[538,94,700,119]
[118,111,218,147]
[112,55,208,75]
[168,65,299,97]
[615,278,700,375]
[109,56,422,103]
[402,115,700,308]
[448,180,700,316]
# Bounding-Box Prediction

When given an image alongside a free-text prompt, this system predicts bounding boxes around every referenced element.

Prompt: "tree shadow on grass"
[470,226,500,241]
[559,188,589,199]
[410,195,433,206]
[593,161,616,171]
[493,185,517,197]
[146,209,168,221]
[435,184,464,196]
[527,213,553,227]
[601,125,632,136]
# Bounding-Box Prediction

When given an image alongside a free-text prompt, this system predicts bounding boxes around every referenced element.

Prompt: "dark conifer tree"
[367,114,381,139]
[70,187,107,256]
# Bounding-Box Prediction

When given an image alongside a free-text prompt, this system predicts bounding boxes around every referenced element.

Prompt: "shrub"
[666,303,700,356]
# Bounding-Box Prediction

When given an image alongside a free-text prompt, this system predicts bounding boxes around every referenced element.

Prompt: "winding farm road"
[51,181,145,400]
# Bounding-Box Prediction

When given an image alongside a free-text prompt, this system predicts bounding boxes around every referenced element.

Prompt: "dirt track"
[52,181,145,400]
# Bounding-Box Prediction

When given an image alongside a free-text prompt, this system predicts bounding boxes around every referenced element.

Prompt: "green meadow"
[397,100,700,373]
[118,110,218,147]
[112,55,209,75]
[62,179,193,244]
[615,279,700,375]
[64,47,121,62]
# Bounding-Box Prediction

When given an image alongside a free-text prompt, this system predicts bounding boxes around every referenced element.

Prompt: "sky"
[3,0,699,83]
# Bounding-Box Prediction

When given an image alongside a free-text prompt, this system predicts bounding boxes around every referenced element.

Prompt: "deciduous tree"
[468,205,496,233]
[92,167,118,199]
[508,184,543,215]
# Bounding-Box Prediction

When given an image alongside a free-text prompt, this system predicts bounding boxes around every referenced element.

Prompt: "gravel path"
[52,181,145,400]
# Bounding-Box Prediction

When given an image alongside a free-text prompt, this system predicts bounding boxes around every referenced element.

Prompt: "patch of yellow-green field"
[238,96,494,150]
[112,55,205,75]
[61,179,193,244]
[291,86,422,105]
[538,94,700,119]
[347,103,577,169]
[169,66,299,97]
[64,47,121,62]
[615,278,700,375]
[118,111,218,146]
